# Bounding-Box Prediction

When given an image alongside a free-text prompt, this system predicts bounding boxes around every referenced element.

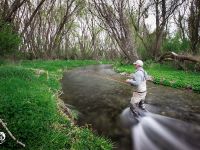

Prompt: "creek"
[61,65,200,150]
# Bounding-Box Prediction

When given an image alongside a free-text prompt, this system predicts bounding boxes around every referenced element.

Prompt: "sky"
[145,14,177,35]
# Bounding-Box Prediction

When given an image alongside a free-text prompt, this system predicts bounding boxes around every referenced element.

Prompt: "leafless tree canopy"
[90,0,140,62]
[0,0,199,61]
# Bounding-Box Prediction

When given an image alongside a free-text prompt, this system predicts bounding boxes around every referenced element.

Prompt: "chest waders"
[130,69,147,117]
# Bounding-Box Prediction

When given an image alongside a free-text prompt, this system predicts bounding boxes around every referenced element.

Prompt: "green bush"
[0,59,8,66]
[162,33,190,53]
[0,21,21,56]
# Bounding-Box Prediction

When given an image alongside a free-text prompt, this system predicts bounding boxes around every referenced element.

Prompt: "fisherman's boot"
[129,103,139,117]
[139,100,145,110]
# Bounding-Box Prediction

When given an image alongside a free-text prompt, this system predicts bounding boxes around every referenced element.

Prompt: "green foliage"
[69,127,112,150]
[0,21,21,56]
[21,59,99,72]
[0,59,8,66]
[114,62,200,93]
[0,60,112,150]
[193,84,200,93]
[135,31,191,59]
[162,33,190,53]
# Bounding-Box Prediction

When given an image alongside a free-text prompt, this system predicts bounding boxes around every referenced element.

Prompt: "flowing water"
[61,65,200,150]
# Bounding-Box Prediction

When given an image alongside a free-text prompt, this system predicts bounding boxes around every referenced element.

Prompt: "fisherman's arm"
[145,72,153,81]
[126,72,142,86]
[128,73,135,79]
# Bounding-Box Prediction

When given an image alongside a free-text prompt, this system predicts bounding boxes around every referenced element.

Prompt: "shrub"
[162,33,190,53]
[0,21,21,56]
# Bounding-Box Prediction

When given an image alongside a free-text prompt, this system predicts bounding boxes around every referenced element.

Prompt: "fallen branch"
[0,119,25,148]
[158,52,200,63]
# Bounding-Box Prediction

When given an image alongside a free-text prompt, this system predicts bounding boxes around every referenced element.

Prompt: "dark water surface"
[61,65,200,150]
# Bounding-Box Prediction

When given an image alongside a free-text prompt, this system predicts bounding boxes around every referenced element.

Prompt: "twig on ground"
[0,119,25,148]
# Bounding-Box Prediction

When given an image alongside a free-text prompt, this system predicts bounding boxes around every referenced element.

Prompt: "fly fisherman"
[125,60,151,116]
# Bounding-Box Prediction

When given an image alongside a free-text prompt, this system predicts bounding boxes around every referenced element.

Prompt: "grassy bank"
[0,60,112,150]
[114,62,200,93]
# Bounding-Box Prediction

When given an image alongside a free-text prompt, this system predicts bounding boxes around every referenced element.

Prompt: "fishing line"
[82,72,157,90]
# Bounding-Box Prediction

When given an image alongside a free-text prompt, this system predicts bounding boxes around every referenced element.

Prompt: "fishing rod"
[91,73,129,86]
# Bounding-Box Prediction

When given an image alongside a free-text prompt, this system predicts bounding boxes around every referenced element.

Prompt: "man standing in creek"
[125,60,151,116]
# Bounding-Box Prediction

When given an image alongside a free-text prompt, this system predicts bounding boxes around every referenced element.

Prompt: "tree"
[173,0,190,41]
[90,0,139,62]
[1,0,28,23]
[188,0,200,54]
[151,0,185,58]
[21,0,46,36]
[126,0,186,59]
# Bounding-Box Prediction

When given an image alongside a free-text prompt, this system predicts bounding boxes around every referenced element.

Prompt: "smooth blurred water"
[61,65,200,150]
[120,107,200,150]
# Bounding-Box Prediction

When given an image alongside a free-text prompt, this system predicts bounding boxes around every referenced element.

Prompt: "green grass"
[21,60,100,71]
[114,62,200,93]
[0,60,112,150]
